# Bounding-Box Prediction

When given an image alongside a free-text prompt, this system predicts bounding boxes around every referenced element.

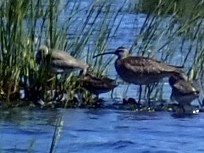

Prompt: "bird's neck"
[117,54,127,60]
[115,58,121,72]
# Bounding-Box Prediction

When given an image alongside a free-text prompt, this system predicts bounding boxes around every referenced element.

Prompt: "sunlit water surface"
[0,108,204,153]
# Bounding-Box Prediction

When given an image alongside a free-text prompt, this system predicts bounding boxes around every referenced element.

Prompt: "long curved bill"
[93,52,115,58]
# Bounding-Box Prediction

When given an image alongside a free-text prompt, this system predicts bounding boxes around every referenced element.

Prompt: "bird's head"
[39,45,49,55]
[169,73,188,86]
[114,46,129,58]
[36,45,49,64]
[93,46,129,59]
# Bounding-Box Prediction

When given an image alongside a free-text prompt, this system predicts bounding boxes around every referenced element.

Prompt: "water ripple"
[112,140,135,149]
[4,148,31,153]
[1,109,204,153]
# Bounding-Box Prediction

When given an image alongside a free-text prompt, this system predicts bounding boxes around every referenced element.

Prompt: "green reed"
[0,0,204,107]
[0,0,125,107]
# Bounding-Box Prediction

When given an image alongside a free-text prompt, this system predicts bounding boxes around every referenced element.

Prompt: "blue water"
[1,0,203,153]
[0,108,204,153]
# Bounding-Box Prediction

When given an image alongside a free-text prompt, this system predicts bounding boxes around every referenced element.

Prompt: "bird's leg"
[62,74,68,92]
[138,85,142,105]
[53,74,59,100]
[94,94,99,103]
[96,94,99,100]
[146,83,157,107]
[53,74,63,101]
[147,85,151,107]
[180,104,185,113]
[59,74,69,99]
[182,106,185,113]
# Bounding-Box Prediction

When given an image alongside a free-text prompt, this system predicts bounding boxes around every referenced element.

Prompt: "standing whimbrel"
[93,46,186,104]
[36,45,89,75]
[79,72,117,97]
[169,75,200,113]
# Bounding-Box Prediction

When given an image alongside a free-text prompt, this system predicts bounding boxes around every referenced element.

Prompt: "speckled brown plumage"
[94,46,186,85]
[115,56,185,85]
[169,75,199,105]
[93,46,187,104]
[80,72,117,96]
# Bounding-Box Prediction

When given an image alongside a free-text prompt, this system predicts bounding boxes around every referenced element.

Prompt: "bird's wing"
[82,78,117,89]
[51,51,88,69]
[51,60,76,69]
[121,57,164,74]
[51,59,87,70]
[51,50,76,61]
[121,56,182,75]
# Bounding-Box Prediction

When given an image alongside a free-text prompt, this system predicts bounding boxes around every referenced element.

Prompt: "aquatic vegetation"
[0,0,203,110]
[0,0,125,107]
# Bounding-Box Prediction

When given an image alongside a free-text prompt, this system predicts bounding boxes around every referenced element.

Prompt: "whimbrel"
[94,46,186,104]
[36,45,89,75]
[169,75,200,113]
[79,72,117,97]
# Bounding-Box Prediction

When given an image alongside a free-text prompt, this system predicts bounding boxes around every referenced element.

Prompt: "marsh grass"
[0,0,128,107]
[0,0,203,108]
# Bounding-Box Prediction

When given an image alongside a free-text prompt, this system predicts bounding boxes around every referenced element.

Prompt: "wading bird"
[36,45,89,100]
[36,45,89,75]
[79,72,117,98]
[169,75,200,113]
[93,46,186,105]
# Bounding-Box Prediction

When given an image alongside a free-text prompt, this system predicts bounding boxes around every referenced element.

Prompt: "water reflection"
[0,108,61,126]
[0,108,62,153]
[0,108,204,152]
[60,109,204,153]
